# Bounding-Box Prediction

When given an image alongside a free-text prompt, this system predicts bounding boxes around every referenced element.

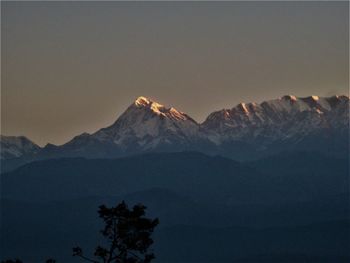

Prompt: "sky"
[1,1,349,146]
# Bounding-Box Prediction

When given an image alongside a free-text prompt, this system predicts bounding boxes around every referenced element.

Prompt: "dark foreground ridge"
[1,151,349,262]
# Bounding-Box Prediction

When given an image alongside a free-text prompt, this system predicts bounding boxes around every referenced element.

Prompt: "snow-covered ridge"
[206,95,348,119]
[202,95,349,144]
[205,95,348,122]
[133,96,194,121]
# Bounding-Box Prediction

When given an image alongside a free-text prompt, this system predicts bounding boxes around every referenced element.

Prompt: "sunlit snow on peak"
[135,96,155,106]
[237,103,249,114]
[134,96,166,114]
[281,95,297,101]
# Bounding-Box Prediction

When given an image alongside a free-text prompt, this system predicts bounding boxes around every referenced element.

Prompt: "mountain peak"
[132,96,194,122]
[135,96,154,107]
[89,95,199,149]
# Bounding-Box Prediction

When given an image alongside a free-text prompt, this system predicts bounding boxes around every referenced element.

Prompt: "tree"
[73,201,159,263]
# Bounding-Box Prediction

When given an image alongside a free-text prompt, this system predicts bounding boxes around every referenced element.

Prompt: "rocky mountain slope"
[0,135,41,159]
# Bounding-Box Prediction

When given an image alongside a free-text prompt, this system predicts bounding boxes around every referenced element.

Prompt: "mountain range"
[1,94,349,262]
[1,95,349,170]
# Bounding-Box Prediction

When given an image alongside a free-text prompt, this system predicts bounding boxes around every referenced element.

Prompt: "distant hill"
[2,151,348,204]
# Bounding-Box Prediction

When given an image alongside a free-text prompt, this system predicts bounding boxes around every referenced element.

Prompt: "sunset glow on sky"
[1,1,348,146]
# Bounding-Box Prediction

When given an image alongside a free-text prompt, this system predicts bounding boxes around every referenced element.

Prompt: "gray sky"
[1,1,349,146]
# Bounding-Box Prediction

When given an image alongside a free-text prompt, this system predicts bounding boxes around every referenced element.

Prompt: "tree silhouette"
[73,201,159,263]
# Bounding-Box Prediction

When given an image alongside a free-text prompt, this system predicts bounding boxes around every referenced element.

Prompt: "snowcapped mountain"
[92,96,200,150]
[0,135,41,159]
[201,95,349,159]
[42,96,202,158]
[202,95,349,143]
[2,95,349,165]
